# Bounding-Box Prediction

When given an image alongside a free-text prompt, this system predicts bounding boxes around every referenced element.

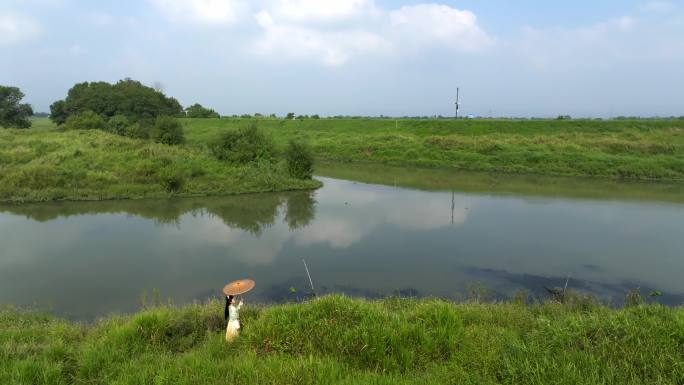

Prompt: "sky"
[1,0,683,117]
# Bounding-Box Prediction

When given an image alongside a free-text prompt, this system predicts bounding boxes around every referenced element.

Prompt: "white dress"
[225,301,242,341]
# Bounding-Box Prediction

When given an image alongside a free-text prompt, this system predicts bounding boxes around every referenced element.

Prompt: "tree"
[185,103,220,118]
[285,112,295,120]
[0,86,33,128]
[50,100,68,125]
[49,79,185,124]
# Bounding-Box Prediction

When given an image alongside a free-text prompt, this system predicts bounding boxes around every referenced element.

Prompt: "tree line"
[0,80,221,129]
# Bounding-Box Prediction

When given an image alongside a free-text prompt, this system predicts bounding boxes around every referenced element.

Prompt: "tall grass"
[0,128,320,203]
[1,295,683,384]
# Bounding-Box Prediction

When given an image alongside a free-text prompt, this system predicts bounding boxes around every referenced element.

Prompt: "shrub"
[157,166,186,192]
[64,111,105,130]
[124,122,150,139]
[285,140,314,179]
[211,121,273,164]
[106,114,129,136]
[150,116,185,145]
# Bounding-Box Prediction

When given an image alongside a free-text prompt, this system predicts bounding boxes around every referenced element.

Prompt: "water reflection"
[1,176,683,319]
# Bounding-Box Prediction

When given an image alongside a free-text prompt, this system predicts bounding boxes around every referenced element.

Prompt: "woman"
[224,295,244,341]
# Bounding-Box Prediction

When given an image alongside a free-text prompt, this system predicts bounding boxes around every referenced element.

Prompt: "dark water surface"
[2,167,684,319]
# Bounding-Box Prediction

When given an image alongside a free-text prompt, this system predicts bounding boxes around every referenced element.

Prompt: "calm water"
[1,170,684,319]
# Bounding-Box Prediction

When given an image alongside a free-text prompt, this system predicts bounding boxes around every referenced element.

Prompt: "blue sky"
[1,0,683,117]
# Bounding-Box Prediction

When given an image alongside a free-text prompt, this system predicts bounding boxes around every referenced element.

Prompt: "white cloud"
[251,2,491,65]
[150,0,245,25]
[253,10,388,66]
[389,4,493,51]
[0,12,40,45]
[268,0,376,22]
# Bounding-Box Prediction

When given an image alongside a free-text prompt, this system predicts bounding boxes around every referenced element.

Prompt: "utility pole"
[455,88,460,119]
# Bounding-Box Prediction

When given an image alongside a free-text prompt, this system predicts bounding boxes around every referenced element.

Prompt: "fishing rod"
[302,258,317,297]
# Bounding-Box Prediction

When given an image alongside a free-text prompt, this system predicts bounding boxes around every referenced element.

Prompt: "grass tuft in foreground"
[2,295,683,384]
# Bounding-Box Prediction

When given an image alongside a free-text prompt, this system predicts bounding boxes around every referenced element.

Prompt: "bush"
[157,166,186,192]
[124,122,150,139]
[150,116,185,145]
[211,121,273,164]
[285,140,314,179]
[106,115,129,136]
[64,111,105,130]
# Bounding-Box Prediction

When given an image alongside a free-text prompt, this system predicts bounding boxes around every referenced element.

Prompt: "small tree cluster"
[185,103,220,118]
[0,86,33,129]
[49,79,184,125]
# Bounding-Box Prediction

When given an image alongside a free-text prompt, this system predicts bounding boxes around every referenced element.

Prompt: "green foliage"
[49,100,68,125]
[285,112,295,120]
[185,103,220,118]
[106,114,129,135]
[64,111,106,130]
[0,86,33,128]
[50,79,184,124]
[0,129,320,203]
[211,121,274,164]
[150,116,185,145]
[124,121,151,139]
[285,140,314,179]
[2,296,683,384]
[157,166,186,192]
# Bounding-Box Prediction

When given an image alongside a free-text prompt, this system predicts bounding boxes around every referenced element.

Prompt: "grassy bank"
[181,118,684,181]
[2,295,683,384]
[316,161,684,204]
[0,128,319,203]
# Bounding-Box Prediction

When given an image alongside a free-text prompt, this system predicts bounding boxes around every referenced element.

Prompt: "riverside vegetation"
[182,117,684,181]
[2,295,683,385]
[0,126,318,203]
[0,82,318,203]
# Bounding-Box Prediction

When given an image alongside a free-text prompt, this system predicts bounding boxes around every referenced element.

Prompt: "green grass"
[2,295,683,384]
[315,161,684,204]
[0,127,320,203]
[180,118,684,181]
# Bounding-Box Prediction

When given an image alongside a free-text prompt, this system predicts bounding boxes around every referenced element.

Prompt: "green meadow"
[181,118,684,180]
[2,295,683,385]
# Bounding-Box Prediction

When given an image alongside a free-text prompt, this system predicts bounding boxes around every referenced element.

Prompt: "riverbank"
[182,118,684,181]
[0,128,319,203]
[2,295,682,384]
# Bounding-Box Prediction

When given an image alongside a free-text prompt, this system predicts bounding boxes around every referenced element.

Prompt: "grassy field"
[0,127,319,203]
[180,118,684,181]
[2,295,683,385]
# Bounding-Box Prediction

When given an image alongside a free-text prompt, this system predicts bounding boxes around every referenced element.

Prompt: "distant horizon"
[3,0,683,118]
